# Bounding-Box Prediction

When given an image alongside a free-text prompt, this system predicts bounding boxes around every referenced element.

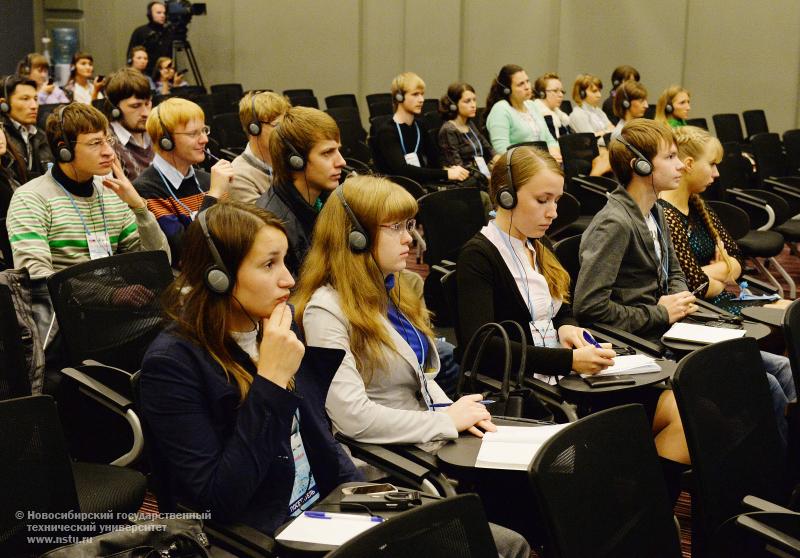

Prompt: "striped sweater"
[7,169,169,279]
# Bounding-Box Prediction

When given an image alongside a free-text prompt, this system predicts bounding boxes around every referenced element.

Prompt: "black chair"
[0,283,33,400]
[530,404,682,558]
[686,117,709,130]
[0,395,146,554]
[783,129,800,175]
[713,113,746,146]
[282,88,314,102]
[37,102,66,129]
[366,92,392,106]
[91,98,105,111]
[152,93,174,107]
[749,132,800,215]
[558,133,614,234]
[325,106,365,131]
[289,95,319,109]
[784,300,800,400]
[421,110,443,137]
[171,85,206,98]
[548,190,581,240]
[325,494,497,558]
[367,97,393,118]
[47,251,173,374]
[743,109,769,139]
[210,83,244,111]
[325,93,359,109]
[559,99,573,115]
[509,140,548,152]
[212,112,248,150]
[422,98,439,114]
[673,337,799,557]
[644,104,656,120]
[417,188,486,267]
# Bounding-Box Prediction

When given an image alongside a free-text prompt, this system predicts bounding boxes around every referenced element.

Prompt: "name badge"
[474,156,491,177]
[404,152,421,167]
[87,231,112,260]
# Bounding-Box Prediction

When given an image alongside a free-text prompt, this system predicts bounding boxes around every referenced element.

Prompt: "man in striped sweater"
[133,97,233,268]
[7,102,169,280]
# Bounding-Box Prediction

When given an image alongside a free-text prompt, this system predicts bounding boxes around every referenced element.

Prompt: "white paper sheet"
[662,322,746,344]
[276,512,383,546]
[580,354,660,377]
[475,424,569,470]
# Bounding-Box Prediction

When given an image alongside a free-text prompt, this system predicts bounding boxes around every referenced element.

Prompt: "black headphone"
[336,183,369,253]
[55,104,75,163]
[536,81,547,100]
[495,76,511,97]
[277,126,305,170]
[19,54,33,78]
[496,147,518,210]
[247,91,264,136]
[616,136,653,176]
[0,75,11,114]
[620,86,631,110]
[104,97,121,120]
[579,86,587,99]
[197,208,233,294]
[155,105,174,151]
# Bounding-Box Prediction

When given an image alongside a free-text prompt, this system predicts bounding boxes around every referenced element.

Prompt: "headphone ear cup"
[665,103,674,114]
[622,99,631,109]
[288,153,305,170]
[579,89,586,99]
[348,230,369,253]
[204,266,231,294]
[633,158,653,176]
[159,136,174,151]
[503,86,511,96]
[0,100,8,114]
[110,106,121,120]
[247,121,261,136]
[57,144,74,163]
[497,188,517,210]
[449,102,457,113]
[394,92,404,103]
[538,89,546,100]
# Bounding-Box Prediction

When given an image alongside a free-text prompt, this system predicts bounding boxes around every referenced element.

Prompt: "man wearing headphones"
[231,90,290,204]
[133,97,233,269]
[6,103,168,279]
[104,68,155,181]
[126,1,172,76]
[255,105,345,277]
[574,119,694,341]
[0,75,53,181]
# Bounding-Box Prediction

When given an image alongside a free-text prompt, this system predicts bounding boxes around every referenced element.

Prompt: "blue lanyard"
[395,121,420,156]
[154,165,205,219]
[53,177,110,253]
[393,303,435,410]
[492,221,554,345]
[464,127,484,159]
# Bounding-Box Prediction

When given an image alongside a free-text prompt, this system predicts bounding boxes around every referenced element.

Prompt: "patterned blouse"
[660,199,748,314]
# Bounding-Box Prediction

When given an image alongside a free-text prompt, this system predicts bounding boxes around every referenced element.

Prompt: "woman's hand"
[257,302,305,389]
[444,394,495,437]
[446,165,469,181]
[103,160,147,210]
[558,325,591,349]
[571,345,616,374]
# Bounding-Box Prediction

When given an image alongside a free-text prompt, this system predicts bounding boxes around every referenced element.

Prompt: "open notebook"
[579,354,660,378]
[276,511,383,545]
[475,424,570,471]
[662,322,746,344]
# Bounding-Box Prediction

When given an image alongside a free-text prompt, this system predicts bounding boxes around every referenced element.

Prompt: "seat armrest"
[765,177,800,201]
[62,366,133,411]
[736,512,800,555]
[572,176,611,197]
[587,323,665,356]
[742,495,795,514]
[728,188,776,230]
[175,504,275,557]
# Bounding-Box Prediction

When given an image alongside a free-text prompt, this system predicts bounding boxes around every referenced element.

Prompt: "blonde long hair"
[293,175,433,385]
[489,146,572,302]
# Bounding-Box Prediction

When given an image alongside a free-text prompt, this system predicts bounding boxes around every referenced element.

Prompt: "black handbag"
[458,321,553,422]
[39,518,226,558]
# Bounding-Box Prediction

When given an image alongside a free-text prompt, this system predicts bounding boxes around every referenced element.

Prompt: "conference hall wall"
[81,0,800,133]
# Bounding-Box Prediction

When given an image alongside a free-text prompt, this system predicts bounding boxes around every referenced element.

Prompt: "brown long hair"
[489,146,571,302]
[292,175,433,385]
[162,201,287,402]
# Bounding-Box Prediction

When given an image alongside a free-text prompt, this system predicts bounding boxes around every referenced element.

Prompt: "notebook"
[662,322,746,344]
[276,511,383,545]
[580,354,660,378]
[475,424,570,471]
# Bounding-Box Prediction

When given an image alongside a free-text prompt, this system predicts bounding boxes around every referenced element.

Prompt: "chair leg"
[752,257,785,299]
[767,256,797,299]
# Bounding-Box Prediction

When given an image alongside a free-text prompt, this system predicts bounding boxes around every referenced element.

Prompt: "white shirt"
[533,99,570,138]
[645,212,663,262]
[111,121,152,149]
[230,328,259,363]
[152,153,196,190]
[70,82,103,105]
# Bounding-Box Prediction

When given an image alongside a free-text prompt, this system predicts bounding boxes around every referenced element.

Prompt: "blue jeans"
[761,350,795,447]
[434,338,459,400]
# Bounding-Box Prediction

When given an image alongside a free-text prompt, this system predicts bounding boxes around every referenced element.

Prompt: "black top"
[602,94,619,125]
[127,22,173,75]
[256,181,322,277]
[0,113,54,181]
[374,116,448,184]
[51,162,94,197]
[456,231,577,377]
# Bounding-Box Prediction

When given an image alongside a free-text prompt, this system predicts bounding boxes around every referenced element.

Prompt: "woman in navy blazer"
[139,201,360,535]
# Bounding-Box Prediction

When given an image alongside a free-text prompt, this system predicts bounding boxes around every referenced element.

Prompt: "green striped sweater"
[7,170,169,279]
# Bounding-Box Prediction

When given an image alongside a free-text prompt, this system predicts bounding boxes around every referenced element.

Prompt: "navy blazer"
[139,329,361,535]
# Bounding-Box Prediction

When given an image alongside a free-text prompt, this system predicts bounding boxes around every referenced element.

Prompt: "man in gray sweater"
[574,119,695,341]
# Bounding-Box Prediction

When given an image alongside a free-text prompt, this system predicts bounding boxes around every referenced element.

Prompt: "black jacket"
[456,232,578,377]
[0,114,53,180]
[127,22,173,75]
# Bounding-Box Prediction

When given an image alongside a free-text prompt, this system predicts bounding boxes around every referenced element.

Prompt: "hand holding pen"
[571,331,615,375]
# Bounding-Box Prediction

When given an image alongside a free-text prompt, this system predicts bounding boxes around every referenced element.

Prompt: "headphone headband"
[276,125,305,170]
[496,147,518,210]
[0,75,11,114]
[247,90,264,136]
[495,76,511,97]
[156,105,174,151]
[55,104,75,163]
[336,183,369,253]
[197,208,233,294]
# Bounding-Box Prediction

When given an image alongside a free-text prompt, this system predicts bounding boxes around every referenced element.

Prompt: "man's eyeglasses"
[173,125,211,139]
[379,219,416,235]
[75,137,117,150]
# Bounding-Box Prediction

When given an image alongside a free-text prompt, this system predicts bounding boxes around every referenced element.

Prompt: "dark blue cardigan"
[139,329,362,535]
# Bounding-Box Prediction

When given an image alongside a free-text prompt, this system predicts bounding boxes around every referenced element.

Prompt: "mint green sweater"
[485,99,558,153]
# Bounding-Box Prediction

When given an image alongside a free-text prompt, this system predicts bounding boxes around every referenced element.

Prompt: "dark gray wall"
[0,2,35,76]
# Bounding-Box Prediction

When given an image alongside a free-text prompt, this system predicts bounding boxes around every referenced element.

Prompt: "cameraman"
[127,2,173,76]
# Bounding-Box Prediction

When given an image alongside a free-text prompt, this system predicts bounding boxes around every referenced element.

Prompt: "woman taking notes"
[140,201,360,535]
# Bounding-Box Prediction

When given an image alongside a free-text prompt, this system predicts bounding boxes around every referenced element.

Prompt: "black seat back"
[417,188,486,267]
[713,113,746,145]
[706,200,751,240]
[743,109,769,138]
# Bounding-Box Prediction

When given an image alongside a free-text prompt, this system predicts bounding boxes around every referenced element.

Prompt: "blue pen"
[304,511,383,522]
[430,400,495,408]
[582,330,602,348]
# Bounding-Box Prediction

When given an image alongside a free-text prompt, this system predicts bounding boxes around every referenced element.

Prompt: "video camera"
[166,0,207,40]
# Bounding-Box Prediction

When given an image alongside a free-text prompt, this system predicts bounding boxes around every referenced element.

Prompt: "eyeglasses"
[173,125,211,139]
[546,89,566,95]
[379,219,416,235]
[75,136,117,150]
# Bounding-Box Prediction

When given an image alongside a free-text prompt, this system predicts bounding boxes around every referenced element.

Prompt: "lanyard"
[464,127,484,159]
[154,165,205,219]
[492,221,554,345]
[393,304,435,410]
[53,177,110,251]
[395,121,420,156]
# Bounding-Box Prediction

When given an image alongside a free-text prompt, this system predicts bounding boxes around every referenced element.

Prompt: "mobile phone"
[97,75,104,81]
[47,77,53,85]
[583,374,636,388]
[612,345,636,356]
[177,69,189,77]
[340,492,417,511]
[341,483,397,496]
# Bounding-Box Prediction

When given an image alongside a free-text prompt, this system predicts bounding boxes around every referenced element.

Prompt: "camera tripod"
[171,39,204,89]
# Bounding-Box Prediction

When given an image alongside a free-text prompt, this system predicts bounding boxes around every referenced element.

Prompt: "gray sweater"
[574,186,687,341]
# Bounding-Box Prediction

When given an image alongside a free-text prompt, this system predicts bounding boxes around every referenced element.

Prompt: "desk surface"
[661,320,770,353]
[558,359,675,395]
[742,306,785,328]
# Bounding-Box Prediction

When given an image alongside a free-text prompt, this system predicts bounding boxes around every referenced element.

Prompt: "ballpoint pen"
[304,511,384,522]
[430,400,495,408]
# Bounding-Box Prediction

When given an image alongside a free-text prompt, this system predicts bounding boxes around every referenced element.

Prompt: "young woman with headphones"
[292,175,530,557]
[655,85,691,128]
[485,64,561,162]
[610,80,649,140]
[139,200,361,535]
[531,73,571,139]
[568,74,615,139]
[437,82,498,190]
